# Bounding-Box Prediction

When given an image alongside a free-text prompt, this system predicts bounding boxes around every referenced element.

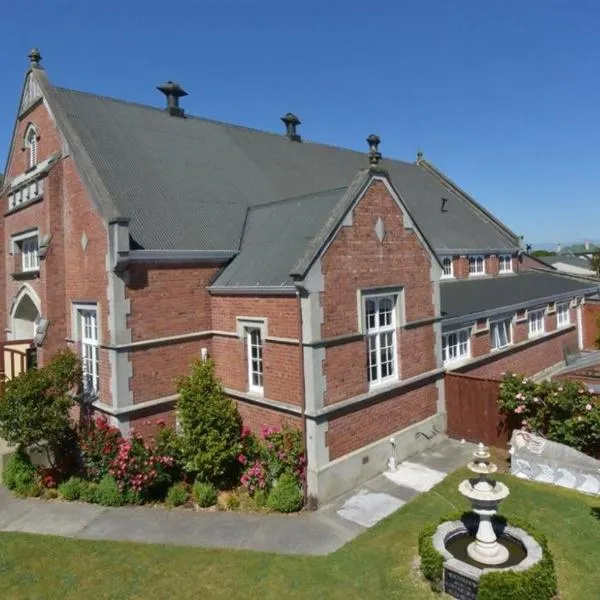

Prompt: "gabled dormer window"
[441,257,454,279]
[24,125,38,169]
[498,255,513,274]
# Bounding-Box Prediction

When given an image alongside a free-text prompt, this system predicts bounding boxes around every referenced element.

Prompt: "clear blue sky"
[2,0,599,246]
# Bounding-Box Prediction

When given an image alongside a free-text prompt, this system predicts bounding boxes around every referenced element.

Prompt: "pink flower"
[514,405,525,414]
[238,454,247,465]
[586,404,593,411]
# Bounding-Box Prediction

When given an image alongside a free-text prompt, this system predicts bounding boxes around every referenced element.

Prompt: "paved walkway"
[0,439,475,555]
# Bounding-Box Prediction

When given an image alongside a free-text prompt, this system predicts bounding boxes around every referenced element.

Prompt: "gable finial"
[28,48,42,68]
[416,150,424,162]
[366,134,381,166]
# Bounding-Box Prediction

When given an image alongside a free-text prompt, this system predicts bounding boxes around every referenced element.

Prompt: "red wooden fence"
[446,372,514,448]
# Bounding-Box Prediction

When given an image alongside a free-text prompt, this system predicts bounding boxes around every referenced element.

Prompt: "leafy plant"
[166,482,188,507]
[58,477,85,501]
[192,480,218,507]
[79,481,98,503]
[2,449,39,496]
[176,359,242,486]
[498,373,600,456]
[225,492,240,511]
[266,473,303,513]
[95,475,123,507]
[0,349,81,466]
[79,415,122,483]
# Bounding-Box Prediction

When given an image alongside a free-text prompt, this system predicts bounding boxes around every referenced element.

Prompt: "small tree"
[0,349,81,465]
[176,359,242,486]
[591,249,600,278]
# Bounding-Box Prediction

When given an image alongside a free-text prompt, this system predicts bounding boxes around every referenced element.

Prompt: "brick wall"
[327,381,438,460]
[2,98,112,403]
[582,301,600,350]
[457,328,577,378]
[320,179,437,408]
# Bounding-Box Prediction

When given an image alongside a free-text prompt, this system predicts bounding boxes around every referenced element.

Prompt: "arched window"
[24,125,38,169]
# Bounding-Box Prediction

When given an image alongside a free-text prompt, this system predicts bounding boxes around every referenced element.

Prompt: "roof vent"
[157,81,188,117]
[281,112,301,142]
[28,48,42,68]
[367,134,382,166]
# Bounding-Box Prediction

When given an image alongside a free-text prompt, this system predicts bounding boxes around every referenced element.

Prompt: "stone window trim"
[442,327,472,365]
[71,302,101,397]
[441,256,454,279]
[361,290,401,389]
[23,123,40,170]
[235,317,268,396]
[556,303,570,328]
[527,308,545,338]
[11,229,40,277]
[498,254,513,274]
[490,317,513,351]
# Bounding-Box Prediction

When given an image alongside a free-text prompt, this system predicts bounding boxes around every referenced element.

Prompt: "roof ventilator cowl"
[157,81,188,117]
[281,112,301,142]
[367,134,382,166]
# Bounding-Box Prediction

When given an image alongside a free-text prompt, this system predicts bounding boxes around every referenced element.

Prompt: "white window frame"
[468,255,486,277]
[245,326,264,395]
[528,309,545,338]
[490,318,513,350]
[442,328,471,365]
[557,303,570,327]
[25,126,38,169]
[11,231,40,273]
[441,256,454,279]
[364,293,399,387]
[498,255,513,274]
[76,305,99,395]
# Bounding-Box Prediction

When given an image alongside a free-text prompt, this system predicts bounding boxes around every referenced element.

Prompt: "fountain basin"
[431,518,544,600]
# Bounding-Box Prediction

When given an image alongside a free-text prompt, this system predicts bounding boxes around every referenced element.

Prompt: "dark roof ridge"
[52,85,415,167]
[248,186,348,212]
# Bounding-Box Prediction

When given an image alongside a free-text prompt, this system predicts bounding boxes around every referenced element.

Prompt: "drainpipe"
[295,284,309,508]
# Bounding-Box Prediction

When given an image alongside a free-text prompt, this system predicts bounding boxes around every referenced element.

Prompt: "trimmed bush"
[79,481,98,504]
[2,449,39,497]
[192,481,218,507]
[266,473,303,513]
[95,475,123,507]
[58,476,85,501]
[176,359,242,486]
[225,493,240,511]
[418,512,557,600]
[166,482,188,507]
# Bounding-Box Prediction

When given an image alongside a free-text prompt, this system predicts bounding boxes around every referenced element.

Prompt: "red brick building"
[2,51,599,504]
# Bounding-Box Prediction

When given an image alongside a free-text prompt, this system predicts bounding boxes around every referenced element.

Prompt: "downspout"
[295,285,308,508]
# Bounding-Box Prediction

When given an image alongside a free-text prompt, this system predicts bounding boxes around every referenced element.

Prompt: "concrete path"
[0,439,475,555]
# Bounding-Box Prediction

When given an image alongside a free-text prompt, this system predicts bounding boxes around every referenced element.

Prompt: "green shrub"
[418,513,557,600]
[58,476,85,501]
[225,493,240,511]
[79,481,98,503]
[2,449,35,490]
[0,350,80,466]
[266,473,303,513]
[252,489,268,510]
[95,475,123,507]
[166,482,188,507]
[192,480,218,507]
[176,359,242,486]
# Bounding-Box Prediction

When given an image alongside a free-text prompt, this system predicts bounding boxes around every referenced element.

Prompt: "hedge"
[418,512,557,600]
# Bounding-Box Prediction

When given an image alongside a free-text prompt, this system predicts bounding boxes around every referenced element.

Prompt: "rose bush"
[498,373,600,456]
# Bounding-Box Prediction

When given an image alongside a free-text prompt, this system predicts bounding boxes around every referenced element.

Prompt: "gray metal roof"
[213,187,347,287]
[49,86,519,257]
[539,255,592,269]
[441,272,599,320]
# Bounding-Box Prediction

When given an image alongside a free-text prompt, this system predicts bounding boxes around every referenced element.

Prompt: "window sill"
[11,269,40,281]
[443,356,471,368]
[440,275,454,280]
[247,387,264,398]
[491,343,513,353]
[498,271,513,276]
[528,332,545,340]
[5,194,44,216]
[468,273,486,278]
[368,377,400,392]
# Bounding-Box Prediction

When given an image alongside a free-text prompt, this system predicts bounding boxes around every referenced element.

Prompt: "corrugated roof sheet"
[51,87,519,255]
[441,272,599,319]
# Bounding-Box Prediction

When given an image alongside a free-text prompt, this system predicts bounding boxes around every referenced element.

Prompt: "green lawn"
[1,469,599,600]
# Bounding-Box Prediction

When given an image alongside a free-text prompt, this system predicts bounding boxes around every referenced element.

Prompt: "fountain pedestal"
[458,444,510,566]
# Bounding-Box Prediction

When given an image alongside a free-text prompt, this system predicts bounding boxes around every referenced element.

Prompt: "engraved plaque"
[443,566,478,600]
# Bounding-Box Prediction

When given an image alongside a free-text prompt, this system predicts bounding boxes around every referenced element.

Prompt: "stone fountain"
[458,443,510,565]
[430,442,544,599]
